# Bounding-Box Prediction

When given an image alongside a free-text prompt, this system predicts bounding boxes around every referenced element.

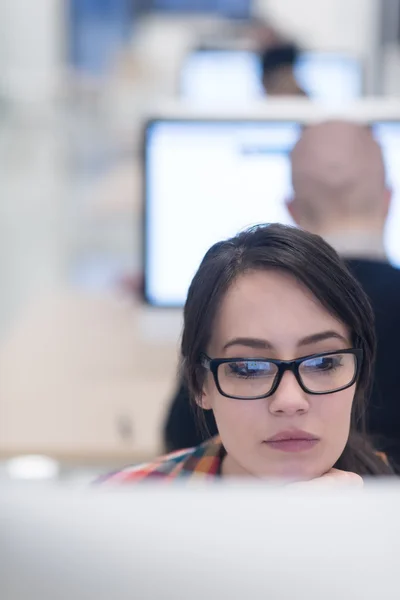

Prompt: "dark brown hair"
[260,43,300,78]
[181,223,393,476]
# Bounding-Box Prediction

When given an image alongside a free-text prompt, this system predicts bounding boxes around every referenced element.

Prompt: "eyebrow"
[223,337,273,351]
[222,331,349,352]
[298,331,349,347]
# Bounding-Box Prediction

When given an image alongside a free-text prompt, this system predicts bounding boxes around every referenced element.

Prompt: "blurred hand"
[290,468,364,489]
[314,468,364,487]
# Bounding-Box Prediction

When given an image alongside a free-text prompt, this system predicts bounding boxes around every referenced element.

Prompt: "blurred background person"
[288,121,391,251]
[260,42,308,96]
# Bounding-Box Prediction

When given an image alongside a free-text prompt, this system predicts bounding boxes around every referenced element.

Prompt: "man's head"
[287,120,391,236]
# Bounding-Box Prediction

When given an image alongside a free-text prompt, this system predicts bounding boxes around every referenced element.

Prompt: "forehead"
[210,270,349,351]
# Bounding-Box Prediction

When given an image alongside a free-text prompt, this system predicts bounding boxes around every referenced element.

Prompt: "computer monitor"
[180,49,264,104]
[144,118,300,306]
[294,51,363,104]
[180,48,363,106]
[143,118,400,307]
[1,483,399,600]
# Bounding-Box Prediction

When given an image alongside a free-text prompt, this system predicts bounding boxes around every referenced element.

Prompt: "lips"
[264,430,320,453]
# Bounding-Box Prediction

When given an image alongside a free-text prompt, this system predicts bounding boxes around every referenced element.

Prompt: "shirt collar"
[323,231,387,262]
[181,436,225,478]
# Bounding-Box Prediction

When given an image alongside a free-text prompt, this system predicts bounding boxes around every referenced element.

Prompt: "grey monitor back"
[1,482,399,600]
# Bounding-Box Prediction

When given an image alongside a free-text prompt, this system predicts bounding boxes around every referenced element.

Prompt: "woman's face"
[201,270,356,481]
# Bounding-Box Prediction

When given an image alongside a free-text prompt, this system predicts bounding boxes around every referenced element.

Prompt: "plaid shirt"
[101,437,390,483]
[102,436,224,483]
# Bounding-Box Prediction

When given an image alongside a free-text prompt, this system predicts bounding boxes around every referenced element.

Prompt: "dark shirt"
[346,258,400,468]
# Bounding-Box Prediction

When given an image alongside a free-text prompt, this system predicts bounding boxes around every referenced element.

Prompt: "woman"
[107,224,392,483]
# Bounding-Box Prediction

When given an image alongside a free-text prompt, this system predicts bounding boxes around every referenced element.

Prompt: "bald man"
[288,120,390,256]
[287,120,400,468]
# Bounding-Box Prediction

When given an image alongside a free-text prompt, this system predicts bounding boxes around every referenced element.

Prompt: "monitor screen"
[144,119,300,306]
[294,51,363,105]
[180,50,264,104]
[180,49,363,106]
[144,119,400,307]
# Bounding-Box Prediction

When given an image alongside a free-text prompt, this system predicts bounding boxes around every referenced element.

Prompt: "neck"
[304,223,387,261]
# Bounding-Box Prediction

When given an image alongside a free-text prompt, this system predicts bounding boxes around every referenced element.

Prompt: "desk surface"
[0,289,182,462]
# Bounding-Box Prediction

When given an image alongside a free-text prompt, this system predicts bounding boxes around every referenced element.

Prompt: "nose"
[268,370,310,416]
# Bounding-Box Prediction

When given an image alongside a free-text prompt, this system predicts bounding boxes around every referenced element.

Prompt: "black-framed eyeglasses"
[200,349,363,400]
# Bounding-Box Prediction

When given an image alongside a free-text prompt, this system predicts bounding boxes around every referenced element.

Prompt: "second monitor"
[180,48,363,106]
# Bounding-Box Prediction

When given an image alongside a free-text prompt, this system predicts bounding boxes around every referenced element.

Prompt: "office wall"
[256,0,379,54]
[0,0,64,103]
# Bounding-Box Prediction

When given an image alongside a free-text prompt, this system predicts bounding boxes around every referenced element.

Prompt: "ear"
[195,389,213,411]
[383,187,392,218]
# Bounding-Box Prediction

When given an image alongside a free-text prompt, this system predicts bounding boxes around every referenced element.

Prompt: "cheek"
[207,391,266,438]
[316,388,354,443]
[202,372,266,444]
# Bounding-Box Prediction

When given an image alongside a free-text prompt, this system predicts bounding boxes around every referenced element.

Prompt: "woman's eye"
[303,356,341,372]
[232,363,253,377]
[227,361,273,377]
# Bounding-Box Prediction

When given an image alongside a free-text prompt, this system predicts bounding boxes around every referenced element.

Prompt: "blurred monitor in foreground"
[143,118,400,307]
[1,483,399,600]
[180,48,363,106]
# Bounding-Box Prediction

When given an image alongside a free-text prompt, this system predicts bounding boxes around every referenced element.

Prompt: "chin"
[255,442,340,482]
[262,460,329,482]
